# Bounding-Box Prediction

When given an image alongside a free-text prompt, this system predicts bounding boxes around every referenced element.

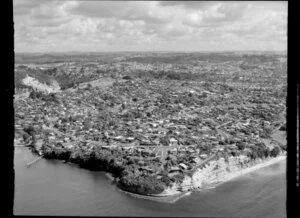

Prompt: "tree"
[86,83,92,90]
[236,142,246,150]
[161,175,172,186]
[263,147,271,157]
[270,146,281,157]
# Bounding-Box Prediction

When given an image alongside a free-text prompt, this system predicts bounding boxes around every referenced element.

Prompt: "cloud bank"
[14,1,287,52]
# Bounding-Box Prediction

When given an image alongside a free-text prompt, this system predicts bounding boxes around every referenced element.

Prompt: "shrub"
[263,147,271,157]
[87,83,92,89]
[270,146,281,157]
[231,151,236,157]
[256,147,265,159]
[172,173,185,183]
[55,149,71,161]
[236,142,246,150]
[219,140,226,145]
[161,175,172,187]
[69,150,85,165]
[23,125,35,135]
[247,150,258,160]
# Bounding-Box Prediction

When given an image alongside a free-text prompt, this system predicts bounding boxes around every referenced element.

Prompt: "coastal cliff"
[114,153,286,198]
[34,140,286,198]
[177,153,286,192]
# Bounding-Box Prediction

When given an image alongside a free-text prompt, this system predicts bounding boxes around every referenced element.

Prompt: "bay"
[14,148,286,217]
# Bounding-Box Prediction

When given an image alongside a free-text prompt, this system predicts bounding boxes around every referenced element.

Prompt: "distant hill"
[15,52,128,64]
[15,51,286,64]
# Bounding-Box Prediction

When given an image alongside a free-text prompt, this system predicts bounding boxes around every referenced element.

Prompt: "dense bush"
[55,149,71,160]
[172,173,185,183]
[60,81,76,90]
[230,151,237,157]
[29,90,60,104]
[236,142,246,150]
[254,146,265,159]
[57,75,76,90]
[263,147,271,157]
[42,144,62,159]
[119,175,165,195]
[247,150,258,160]
[68,149,85,165]
[270,146,281,157]
[219,140,226,145]
[161,175,172,187]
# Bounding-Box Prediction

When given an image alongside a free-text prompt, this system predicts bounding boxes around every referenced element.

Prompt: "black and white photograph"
[13,1,288,217]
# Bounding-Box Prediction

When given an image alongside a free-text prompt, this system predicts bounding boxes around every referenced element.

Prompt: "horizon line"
[15,50,287,54]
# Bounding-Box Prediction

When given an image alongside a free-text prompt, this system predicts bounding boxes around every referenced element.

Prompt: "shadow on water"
[14,148,286,217]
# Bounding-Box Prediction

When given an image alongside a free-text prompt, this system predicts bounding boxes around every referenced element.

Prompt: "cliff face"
[179,155,267,191]
[23,76,61,93]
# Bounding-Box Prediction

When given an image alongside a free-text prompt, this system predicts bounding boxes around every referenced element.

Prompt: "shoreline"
[116,182,191,203]
[217,154,286,184]
[117,154,286,201]
[16,138,286,202]
[193,154,286,191]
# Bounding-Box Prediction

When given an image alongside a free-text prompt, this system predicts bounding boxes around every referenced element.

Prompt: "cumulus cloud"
[13,0,287,52]
[13,0,46,15]
[69,1,172,24]
[159,1,216,10]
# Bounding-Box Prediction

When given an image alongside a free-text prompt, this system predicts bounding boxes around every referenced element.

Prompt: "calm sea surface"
[14,148,286,217]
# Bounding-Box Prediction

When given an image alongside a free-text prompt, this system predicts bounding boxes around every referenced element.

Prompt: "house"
[179,163,188,170]
[170,148,177,153]
[168,171,180,177]
[114,136,124,141]
[169,166,180,172]
[156,175,162,179]
[200,154,208,159]
[140,166,154,173]
[190,156,201,164]
[123,146,133,151]
[169,138,178,146]
[126,137,135,142]
[141,150,151,156]
[140,139,153,145]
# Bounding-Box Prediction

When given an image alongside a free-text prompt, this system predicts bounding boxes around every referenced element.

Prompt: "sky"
[13,1,287,53]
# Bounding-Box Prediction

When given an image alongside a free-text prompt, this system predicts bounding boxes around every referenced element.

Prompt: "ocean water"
[14,148,286,217]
